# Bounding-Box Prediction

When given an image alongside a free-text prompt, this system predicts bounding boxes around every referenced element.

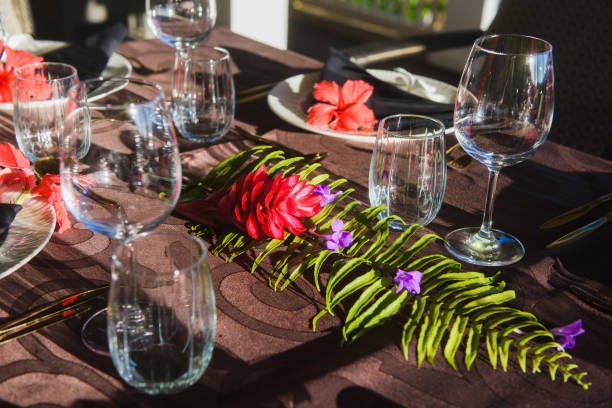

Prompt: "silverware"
[0,305,92,345]
[233,126,327,164]
[445,142,472,170]
[237,82,277,96]
[569,284,612,315]
[545,211,612,249]
[235,82,278,104]
[540,192,612,229]
[0,285,109,344]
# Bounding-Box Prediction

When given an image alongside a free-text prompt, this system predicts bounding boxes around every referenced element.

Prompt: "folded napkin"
[319,47,455,127]
[42,22,127,80]
[0,203,22,246]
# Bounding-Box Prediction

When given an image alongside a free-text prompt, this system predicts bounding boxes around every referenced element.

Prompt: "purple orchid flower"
[324,219,353,251]
[551,319,585,351]
[314,185,342,207]
[393,269,423,294]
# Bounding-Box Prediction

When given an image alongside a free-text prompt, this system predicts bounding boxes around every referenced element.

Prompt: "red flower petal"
[330,103,377,132]
[306,103,337,128]
[0,142,32,170]
[340,80,374,106]
[312,80,341,105]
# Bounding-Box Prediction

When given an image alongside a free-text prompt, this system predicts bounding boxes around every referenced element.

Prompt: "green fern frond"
[181,145,591,390]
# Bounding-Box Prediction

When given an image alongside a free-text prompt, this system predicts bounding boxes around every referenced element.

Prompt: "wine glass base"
[81,308,110,356]
[445,227,525,267]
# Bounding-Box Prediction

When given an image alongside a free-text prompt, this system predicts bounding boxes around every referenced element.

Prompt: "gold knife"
[545,212,612,248]
[0,285,108,334]
[540,192,612,229]
[0,304,92,344]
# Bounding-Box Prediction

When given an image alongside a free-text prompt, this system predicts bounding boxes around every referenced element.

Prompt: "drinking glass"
[445,34,554,266]
[146,0,217,101]
[13,62,79,163]
[369,114,447,229]
[60,77,181,354]
[172,45,234,142]
[107,230,216,395]
[0,15,6,64]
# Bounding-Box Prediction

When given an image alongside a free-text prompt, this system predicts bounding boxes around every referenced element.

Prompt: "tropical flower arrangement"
[176,145,590,389]
[0,143,70,232]
[0,41,43,103]
[305,79,377,132]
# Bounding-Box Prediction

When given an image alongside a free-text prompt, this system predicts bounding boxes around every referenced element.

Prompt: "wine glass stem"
[171,48,189,105]
[477,168,500,242]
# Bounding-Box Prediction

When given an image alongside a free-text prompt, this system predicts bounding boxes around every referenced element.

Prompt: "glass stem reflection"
[476,168,500,244]
[171,48,189,104]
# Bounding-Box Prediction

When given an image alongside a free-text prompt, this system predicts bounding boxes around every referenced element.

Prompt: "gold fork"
[540,192,612,229]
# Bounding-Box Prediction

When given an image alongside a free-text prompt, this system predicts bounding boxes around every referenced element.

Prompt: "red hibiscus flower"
[306,79,377,132]
[177,165,322,240]
[0,42,44,103]
[0,143,70,232]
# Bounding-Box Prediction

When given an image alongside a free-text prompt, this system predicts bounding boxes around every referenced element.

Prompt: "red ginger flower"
[306,79,377,132]
[0,42,44,103]
[177,165,322,240]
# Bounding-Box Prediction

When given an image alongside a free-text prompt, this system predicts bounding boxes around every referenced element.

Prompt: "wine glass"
[444,34,554,266]
[60,77,182,354]
[146,0,217,101]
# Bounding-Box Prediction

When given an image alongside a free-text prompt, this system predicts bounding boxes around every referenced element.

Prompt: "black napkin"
[319,47,455,127]
[0,203,22,246]
[42,22,127,80]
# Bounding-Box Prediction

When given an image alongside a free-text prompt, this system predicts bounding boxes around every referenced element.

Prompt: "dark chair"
[341,0,612,160]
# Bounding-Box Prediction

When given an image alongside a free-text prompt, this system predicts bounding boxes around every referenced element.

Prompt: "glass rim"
[112,230,208,272]
[183,45,230,63]
[83,76,166,108]
[474,34,553,56]
[14,61,78,82]
[378,114,446,140]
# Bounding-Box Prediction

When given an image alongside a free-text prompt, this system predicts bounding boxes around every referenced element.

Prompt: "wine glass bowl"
[146,0,217,51]
[445,34,554,266]
[61,78,181,241]
[60,77,181,353]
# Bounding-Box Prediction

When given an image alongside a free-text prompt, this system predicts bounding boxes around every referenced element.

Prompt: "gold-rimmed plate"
[0,192,55,279]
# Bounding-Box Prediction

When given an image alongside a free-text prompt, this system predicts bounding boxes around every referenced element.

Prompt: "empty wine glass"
[146,0,217,101]
[445,34,554,266]
[60,77,182,354]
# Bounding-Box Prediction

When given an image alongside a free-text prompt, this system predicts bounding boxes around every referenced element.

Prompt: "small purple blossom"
[314,185,342,207]
[324,219,353,251]
[393,269,422,294]
[551,319,585,351]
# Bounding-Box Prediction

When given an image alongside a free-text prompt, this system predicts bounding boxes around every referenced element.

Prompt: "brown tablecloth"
[0,27,611,407]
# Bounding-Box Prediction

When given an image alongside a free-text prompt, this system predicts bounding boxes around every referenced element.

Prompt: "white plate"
[0,35,132,110]
[267,69,457,143]
[0,192,56,279]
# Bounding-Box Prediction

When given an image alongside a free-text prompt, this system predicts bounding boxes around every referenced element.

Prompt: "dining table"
[0,26,611,408]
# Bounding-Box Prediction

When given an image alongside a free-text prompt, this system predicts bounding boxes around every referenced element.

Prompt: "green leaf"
[347,290,411,343]
[416,302,441,367]
[327,269,379,311]
[374,224,421,264]
[402,296,428,360]
[486,330,499,369]
[427,308,454,365]
[326,258,372,313]
[459,291,517,314]
[443,314,468,370]
[465,323,482,371]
